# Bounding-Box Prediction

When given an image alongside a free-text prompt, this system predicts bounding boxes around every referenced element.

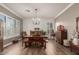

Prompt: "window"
[0,13,20,39]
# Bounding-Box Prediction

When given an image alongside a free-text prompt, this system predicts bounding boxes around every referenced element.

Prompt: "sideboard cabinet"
[55,30,67,45]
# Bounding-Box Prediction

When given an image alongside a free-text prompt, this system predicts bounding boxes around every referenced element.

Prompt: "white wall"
[55,4,79,39]
[23,18,54,35]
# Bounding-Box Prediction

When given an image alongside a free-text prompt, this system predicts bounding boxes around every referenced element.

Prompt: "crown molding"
[0,3,23,19]
[0,3,75,20]
[54,3,75,20]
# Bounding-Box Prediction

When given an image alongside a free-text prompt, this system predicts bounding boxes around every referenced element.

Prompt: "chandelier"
[32,9,40,25]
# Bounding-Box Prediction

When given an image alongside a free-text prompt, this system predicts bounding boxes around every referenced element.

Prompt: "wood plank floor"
[1,40,76,55]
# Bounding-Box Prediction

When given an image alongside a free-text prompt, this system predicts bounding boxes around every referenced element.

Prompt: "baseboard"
[3,42,12,48]
[3,39,21,48]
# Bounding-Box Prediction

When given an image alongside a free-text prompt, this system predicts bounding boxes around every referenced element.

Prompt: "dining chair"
[21,31,28,47]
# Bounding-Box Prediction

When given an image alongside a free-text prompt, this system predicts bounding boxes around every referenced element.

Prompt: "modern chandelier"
[32,9,40,25]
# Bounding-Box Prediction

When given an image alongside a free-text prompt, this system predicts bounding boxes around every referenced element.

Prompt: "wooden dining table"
[23,35,48,48]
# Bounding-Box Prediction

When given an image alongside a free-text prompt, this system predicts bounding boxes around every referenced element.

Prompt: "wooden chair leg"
[41,42,43,47]
[22,41,23,47]
[25,42,27,47]
[70,46,72,52]
[43,42,46,48]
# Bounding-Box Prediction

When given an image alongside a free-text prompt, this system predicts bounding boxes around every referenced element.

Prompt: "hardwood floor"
[0,40,76,55]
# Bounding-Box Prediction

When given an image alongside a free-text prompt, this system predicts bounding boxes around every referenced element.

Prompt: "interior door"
[0,20,3,52]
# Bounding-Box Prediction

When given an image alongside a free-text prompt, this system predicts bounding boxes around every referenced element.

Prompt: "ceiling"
[3,3,70,19]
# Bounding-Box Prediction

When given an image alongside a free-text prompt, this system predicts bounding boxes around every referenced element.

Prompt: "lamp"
[32,9,40,25]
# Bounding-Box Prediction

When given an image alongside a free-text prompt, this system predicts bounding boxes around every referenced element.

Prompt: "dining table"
[23,35,48,48]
